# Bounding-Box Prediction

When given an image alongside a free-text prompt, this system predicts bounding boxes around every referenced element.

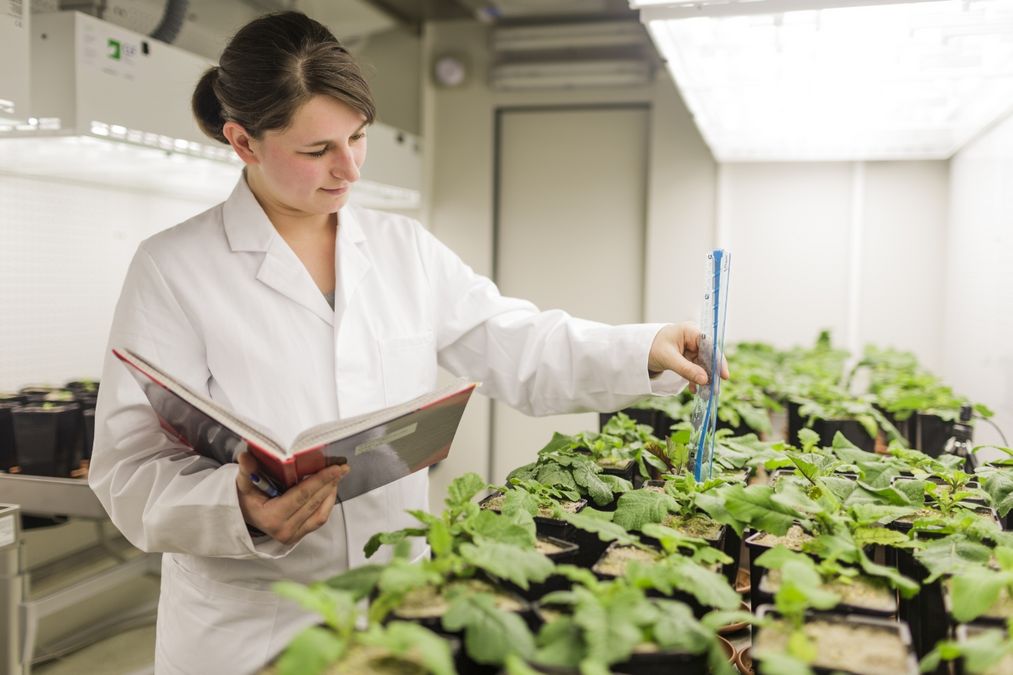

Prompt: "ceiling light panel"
[636,0,1013,161]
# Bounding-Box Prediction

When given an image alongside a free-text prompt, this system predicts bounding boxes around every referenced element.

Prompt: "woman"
[90,11,723,674]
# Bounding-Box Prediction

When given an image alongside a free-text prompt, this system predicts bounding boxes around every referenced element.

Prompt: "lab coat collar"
[221,175,371,327]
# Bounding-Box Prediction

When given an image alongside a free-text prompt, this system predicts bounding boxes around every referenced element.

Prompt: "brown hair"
[192,11,375,144]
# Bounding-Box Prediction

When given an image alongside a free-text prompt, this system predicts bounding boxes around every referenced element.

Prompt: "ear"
[222,121,260,165]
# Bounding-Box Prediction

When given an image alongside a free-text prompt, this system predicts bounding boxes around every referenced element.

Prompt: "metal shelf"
[0,474,106,519]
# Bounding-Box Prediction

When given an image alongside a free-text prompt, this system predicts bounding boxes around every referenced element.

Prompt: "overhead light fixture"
[491,59,652,89]
[633,0,1013,161]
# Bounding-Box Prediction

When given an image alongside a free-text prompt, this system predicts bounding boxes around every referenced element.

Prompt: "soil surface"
[761,570,895,613]
[754,619,910,675]
[593,545,661,577]
[535,537,566,556]
[393,579,524,619]
[750,525,812,551]
[663,513,722,541]
[481,494,582,518]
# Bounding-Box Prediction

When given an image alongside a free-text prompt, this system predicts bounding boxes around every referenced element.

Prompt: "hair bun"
[191,66,229,145]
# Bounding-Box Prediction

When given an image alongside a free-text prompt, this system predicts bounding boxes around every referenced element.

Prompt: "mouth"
[320,186,348,196]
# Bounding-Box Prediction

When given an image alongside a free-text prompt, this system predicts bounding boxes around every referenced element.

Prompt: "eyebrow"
[302,122,369,148]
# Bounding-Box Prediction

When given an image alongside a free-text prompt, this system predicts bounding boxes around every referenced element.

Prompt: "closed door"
[492,105,648,483]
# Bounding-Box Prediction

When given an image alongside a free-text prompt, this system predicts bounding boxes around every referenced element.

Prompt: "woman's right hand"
[236,451,349,545]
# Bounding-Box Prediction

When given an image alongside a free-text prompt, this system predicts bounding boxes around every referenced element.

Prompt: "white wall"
[0,172,226,390]
[945,117,1013,449]
[717,160,949,372]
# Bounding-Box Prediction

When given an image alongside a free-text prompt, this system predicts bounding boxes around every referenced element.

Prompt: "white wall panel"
[0,173,222,390]
[945,116,1013,449]
[719,162,853,350]
[859,161,949,373]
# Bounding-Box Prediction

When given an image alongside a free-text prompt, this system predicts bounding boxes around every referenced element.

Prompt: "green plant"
[508,436,633,507]
[531,576,751,675]
[920,621,1013,674]
[271,583,456,675]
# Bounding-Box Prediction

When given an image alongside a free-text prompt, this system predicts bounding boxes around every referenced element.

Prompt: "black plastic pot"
[786,400,804,446]
[500,536,580,603]
[477,492,588,545]
[386,583,532,675]
[0,402,19,470]
[811,418,877,453]
[83,408,95,460]
[745,526,816,614]
[912,413,958,458]
[753,605,918,675]
[597,457,636,484]
[18,386,58,404]
[11,403,81,476]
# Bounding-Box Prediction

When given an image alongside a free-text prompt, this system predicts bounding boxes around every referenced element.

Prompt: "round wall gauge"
[433,54,468,88]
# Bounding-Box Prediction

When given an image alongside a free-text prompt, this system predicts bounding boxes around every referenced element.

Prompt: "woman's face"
[247,95,368,217]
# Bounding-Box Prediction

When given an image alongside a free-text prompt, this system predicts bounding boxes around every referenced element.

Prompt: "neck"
[244,168,336,240]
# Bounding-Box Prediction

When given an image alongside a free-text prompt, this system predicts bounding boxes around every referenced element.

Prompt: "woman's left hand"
[647,322,730,390]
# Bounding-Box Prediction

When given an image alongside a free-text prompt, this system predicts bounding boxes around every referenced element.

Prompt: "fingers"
[252,465,348,545]
[669,350,709,386]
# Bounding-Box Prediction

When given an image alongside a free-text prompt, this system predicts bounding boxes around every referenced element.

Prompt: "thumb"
[237,450,258,477]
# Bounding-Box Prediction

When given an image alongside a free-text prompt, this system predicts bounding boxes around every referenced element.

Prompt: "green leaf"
[464,509,535,548]
[949,569,1013,623]
[273,582,356,633]
[915,537,994,584]
[505,654,546,675]
[797,428,820,452]
[755,545,813,572]
[857,554,920,599]
[363,528,426,558]
[364,622,457,675]
[460,540,554,590]
[652,600,712,654]
[612,490,678,531]
[428,519,454,558]
[559,509,640,546]
[849,503,919,526]
[667,558,741,610]
[572,591,645,665]
[571,460,615,506]
[447,472,488,509]
[722,484,799,536]
[378,560,442,596]
[322,564,383,601]
[771,481,823,515]
[275,626,346,675]
[754,651,815,675]
[533,615,585,668]
[443,593,536,665]
[983,471,1013,518]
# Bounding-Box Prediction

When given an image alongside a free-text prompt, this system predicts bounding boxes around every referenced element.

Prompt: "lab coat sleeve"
[89,246,295,559]
[416,227,686,416]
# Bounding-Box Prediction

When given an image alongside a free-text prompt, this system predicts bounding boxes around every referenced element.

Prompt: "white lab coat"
[90,176,684,674]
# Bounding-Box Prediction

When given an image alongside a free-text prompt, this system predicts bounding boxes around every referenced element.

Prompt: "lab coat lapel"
[332,206,371,326]
[223,176,334,326]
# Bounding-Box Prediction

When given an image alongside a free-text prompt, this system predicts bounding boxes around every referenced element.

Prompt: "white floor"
[34,625,156,675]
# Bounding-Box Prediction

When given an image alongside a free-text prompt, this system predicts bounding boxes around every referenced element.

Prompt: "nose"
[330,145,360,184]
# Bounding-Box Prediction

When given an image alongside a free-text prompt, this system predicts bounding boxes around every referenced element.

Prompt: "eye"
[302,148,328,158]
[351,132,366,142]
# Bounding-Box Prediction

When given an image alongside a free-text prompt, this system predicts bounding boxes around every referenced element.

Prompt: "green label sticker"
[108,38,121,60]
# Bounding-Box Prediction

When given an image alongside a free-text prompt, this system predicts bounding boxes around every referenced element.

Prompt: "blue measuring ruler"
[690,249,732,481]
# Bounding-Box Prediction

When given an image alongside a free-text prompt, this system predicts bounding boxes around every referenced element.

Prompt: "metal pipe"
[149,0,190,44]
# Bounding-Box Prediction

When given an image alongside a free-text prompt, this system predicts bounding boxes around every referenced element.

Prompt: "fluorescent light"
[638,0,1013,161]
